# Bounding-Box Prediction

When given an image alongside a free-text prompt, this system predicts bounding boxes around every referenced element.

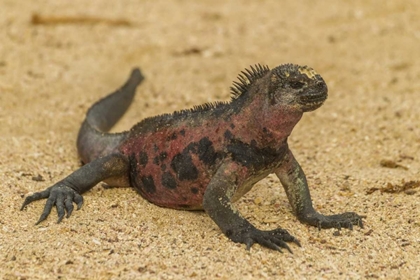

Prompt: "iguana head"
[230,64,328,113]
[269,64,328,112]
[228,64,328,143]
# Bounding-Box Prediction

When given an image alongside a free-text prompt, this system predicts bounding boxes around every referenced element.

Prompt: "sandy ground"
[1,0,420,279]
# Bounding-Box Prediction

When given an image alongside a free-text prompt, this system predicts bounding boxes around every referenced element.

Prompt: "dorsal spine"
[230,64,270,98]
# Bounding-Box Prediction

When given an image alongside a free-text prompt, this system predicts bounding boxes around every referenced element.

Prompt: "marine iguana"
[21,64,364,252]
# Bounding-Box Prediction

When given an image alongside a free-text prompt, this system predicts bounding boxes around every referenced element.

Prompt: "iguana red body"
[22,64,364,252]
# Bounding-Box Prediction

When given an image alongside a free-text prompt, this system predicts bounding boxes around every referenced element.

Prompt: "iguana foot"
[21,184,83,224]
[227,225,301,253]
[301,211,365,230]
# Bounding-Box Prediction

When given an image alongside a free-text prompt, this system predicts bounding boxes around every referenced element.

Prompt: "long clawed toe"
[245,228,300,253]
[315,212,365,231]
[20,188,51,210]
[21,184,84,225]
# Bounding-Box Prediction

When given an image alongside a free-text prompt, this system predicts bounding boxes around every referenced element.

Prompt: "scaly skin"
[21,64,364,252]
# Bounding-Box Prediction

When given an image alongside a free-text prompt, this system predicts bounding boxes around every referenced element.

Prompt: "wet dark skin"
[21,64,364,252]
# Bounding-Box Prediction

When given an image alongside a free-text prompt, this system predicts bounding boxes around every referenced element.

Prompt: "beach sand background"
[1,0,419,279]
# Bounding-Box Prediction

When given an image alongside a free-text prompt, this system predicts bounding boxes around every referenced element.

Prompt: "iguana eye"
[290,81,305,89]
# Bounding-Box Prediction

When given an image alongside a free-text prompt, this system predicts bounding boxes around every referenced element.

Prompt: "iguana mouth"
[298,91,328,111]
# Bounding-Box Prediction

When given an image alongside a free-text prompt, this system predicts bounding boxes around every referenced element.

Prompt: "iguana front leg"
[203,161,300,252]
[21,154,129,224]
[276,150,364,230]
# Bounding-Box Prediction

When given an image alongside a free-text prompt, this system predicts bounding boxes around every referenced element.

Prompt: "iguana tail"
[77,68,144,164]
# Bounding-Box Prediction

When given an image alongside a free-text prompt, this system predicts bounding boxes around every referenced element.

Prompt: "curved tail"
[77,68,145,164]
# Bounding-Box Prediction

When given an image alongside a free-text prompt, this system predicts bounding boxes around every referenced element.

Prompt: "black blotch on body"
[167,132,177,141]
[262,126,273,137]
[224,130,233,141]
[191,187,199,194]
[230,123,235,129]
[140,175,156,193]
[153,156,159,165]
[171,137,220,181]
[139,151,148,166]
[162,172,177,189]
[227,139,288,170]
[171,153,199,181]
[187,137,221,167]
[180,129,186,136]
[161,164,167,171]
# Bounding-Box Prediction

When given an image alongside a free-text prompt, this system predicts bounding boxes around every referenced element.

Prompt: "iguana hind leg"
[21,154,129,224]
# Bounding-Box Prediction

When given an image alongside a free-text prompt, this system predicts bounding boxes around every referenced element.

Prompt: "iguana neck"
[230,97,303,149]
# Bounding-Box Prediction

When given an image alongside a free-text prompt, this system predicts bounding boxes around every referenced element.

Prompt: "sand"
[1,0,419,279]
